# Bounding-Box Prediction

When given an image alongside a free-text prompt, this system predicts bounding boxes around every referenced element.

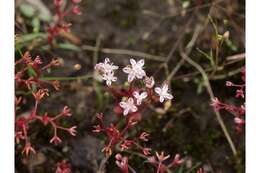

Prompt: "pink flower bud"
[172,154,184,166]
[67,126,77,136]
[210,97,222,112]
[120,140,133,151]
[32,89,49,102]
[62,106,72,116]
[139,132,149,141]
[72,6,81,15]
[92,125,102,133]
[50,135,62,145]
[156,151,170,162]
[22,143,36,156]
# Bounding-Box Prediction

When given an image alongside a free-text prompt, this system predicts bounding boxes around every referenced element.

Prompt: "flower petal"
[132,106,138,112]
[133,91,139,98]
[159,96,164,103]
[128,74,135,83]
[137,59,145,66]
[119,102,126,108]
[154,87,161,94]
[162,84,168,92]
[123,109,129,116]
[130,59,136,66]
[165,93,173,100]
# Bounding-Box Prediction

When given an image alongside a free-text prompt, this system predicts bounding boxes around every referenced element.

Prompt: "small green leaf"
[39,14,52,22]
[32,18,40,33]
[57,43,81,51]
[19,4,36,18]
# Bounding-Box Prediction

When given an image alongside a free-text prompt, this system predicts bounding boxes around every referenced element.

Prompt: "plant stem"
[40,74,92,81]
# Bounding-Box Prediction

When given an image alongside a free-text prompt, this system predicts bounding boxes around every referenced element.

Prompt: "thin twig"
[40,74,92,81]
[226,53,245,61]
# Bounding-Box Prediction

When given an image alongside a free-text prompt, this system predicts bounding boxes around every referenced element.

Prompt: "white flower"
[144,76,155,88]
[95,58,118,86]
[123,59,146,83]
[95,58,119,74]
[119,97,138,116]
[154,84,173,103]
[133,91,147,105]
[102,72,117,86]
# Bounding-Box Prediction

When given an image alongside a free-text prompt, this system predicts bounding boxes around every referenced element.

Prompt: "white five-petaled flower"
[95,58,118,86]
[154,84,173,103]
[123,59,146,83]
[119,97,138,116]
[133,91,147,105]
[95,58,119,74]
[102,72,117,86]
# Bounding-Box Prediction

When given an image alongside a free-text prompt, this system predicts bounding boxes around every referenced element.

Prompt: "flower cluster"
[48,0,82,43]
[15,51,77,156]
[93,58,182,172]
[211,67,245,132]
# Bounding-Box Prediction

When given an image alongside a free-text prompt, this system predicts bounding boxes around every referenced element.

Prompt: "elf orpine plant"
[93,58,183,172]
[211,67,245,132]
[48,0,82,43]
[15,51,77,156]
